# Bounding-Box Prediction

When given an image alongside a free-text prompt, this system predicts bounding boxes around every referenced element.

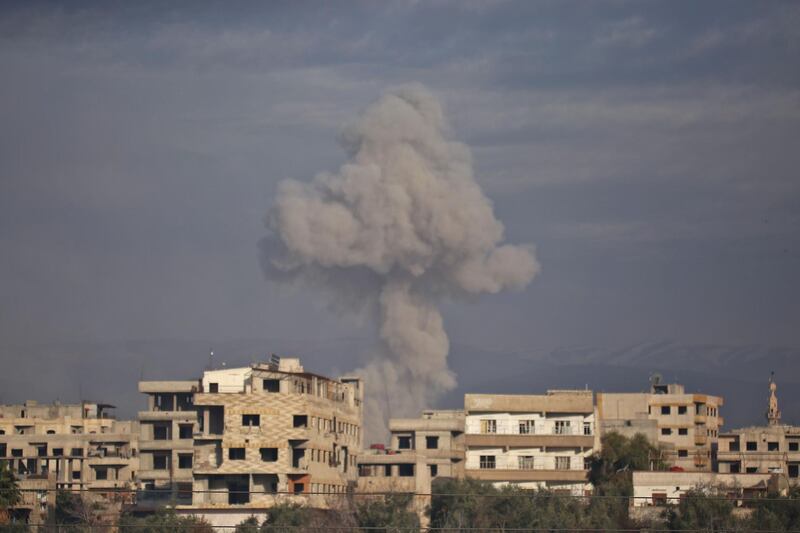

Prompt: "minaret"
[767,372,781,426]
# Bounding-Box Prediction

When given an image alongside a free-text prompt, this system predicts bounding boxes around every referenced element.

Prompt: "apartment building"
[631,471,775,508]
[0,401,139,492]
[597,378,723,471]
[137,380,200,505]
[716,378,800,484]
[138,357,363,510]
[463,391,597,494]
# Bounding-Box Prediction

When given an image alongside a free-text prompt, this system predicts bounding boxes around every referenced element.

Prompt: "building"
[138,357,364,512]
[0,401,139,492]
[631,470,774,507]
[356,410,465,522]
[463,391,597,494]
[0,401,139,524]
[716,377,800,484]
[597,378,723,471]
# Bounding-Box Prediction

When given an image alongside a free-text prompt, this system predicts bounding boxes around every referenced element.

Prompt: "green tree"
[748,488,800,531]
[118,509,214,533]
[665,487,744,532]
[234,515,261,533]
[0,462,22,525]
[355,493,419,532]
[261,502,310,533]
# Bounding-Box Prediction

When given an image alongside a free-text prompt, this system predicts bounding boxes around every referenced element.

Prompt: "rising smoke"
[260,84,539,438]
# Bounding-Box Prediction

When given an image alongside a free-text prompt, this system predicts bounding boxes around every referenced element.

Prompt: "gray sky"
[1,1,799,405]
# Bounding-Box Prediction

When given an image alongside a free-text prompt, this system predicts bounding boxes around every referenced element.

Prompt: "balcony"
[465,432,593,448]
[694,434,708,446]
[138,411,198,421]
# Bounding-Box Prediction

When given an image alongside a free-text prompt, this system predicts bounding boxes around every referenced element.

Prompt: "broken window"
[479,455,496,469]
[398,464,414,477]
[293,415,308,428]
[179,424,193,439]
[229,448,246,460]
[242,414,260,427]
[263,379,280,392]
[260,448,278,462]
[425,436,439,449]
[178,454,193,469]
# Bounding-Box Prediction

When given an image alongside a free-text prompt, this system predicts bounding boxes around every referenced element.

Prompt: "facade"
[0,401,139,492]
[597,379,724,471]
[463,391,597,494]
[716,378,800,484]
[138,357,364,511]
[631,470,774,507]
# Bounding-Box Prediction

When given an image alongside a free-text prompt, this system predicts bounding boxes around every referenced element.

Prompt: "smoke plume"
[260,84,539,438]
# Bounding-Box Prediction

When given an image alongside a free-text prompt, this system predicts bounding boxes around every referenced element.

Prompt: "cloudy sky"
[1,1,799,400]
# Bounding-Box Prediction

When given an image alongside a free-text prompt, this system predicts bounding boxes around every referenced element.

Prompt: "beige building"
[0,401,139,492]
[138,357,363,511]
[597,379,723,471]
[463,391,597,494]
[716,378,800,483]
[632,470,774,507]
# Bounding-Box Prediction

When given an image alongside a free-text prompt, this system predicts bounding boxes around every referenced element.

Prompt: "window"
[519,420,534,434]
[652,493,668,506]
[11,449,22,457]
[790,442,799,452]
[397,436,412,449]
[179,424,193,439]
[263,379,280,392]
[768,442,779,451]
[153,424,169,440]
[72,471,81,480]
[729,462,741,473]
[398,464,415,477]
[70,448,83,457]
[518,456,535,470]
[554,421,571,435]
[426,436,439,449]
[661,406,671,415]
[153,454,169,470]
[661,428,672,436]
[746,441,758,451]
[260,448,278,462]
[52,448,63,457]
[678,428,688,436]
[746,466,758,474]
[36,445,47,457]
[789,464,799,478]
[47,430,55,435]
[480,419,497,434]
[555,456,571,470]
[209,383,219,393]
[242,414,260,427]
[678,406,687,415]
[293,483,304,494]
[479,455,496,469]
[178,454,193,469]
[293,415,308,428]
[0,444,6,457]
[95,467,108,480]
[729,441,740,452]
[583,422,592,435]
[678,449,688,458]
[229,448,246,460]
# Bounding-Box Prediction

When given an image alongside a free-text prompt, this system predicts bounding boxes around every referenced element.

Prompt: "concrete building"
[356,410,465,521]
[0,401,139,492]
[632,470,774,507]
[716,378,800,484]
[138,357,364,512]
[597,378,723,471]
[463,391,597,494]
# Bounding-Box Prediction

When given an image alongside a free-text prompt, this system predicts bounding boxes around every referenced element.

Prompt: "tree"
[234,515,261,533]
[0,462,22,525]
[355,493,419,533]
[665,487,744,532]
[117,509,214,533]
[748,488,800,531]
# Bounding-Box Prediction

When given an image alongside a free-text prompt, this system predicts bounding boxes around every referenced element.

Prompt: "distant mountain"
[1,338,797,431]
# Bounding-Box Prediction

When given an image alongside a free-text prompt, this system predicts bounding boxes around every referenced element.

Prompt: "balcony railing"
[466,421,592,436]
[469,456,587,471]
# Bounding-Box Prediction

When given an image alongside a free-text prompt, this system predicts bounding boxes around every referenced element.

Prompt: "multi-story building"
[463,391,597,494]
[137,380,200,505]
[356,410,464,521]
[0,400,139,523]
[597,378,723,471]
[137,357,363,512]
[716,378,800,484]
[0,401,139,491]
